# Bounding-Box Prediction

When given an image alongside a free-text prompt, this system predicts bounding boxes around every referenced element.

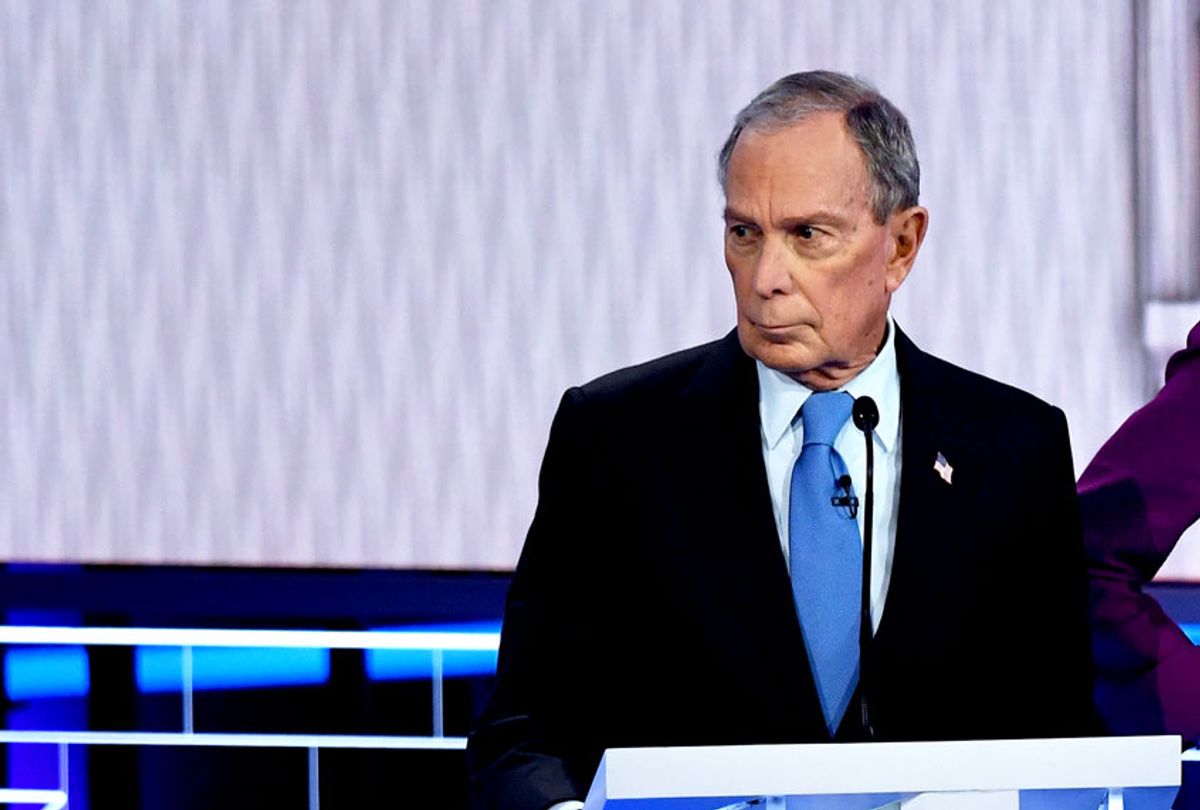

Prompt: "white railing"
[0,624,501,810]
[0,624,499,735]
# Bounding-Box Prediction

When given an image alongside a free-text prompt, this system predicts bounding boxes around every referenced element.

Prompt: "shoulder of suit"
[909,346,1065,429]
[1164,320,1200,382]
[573,334,737,404]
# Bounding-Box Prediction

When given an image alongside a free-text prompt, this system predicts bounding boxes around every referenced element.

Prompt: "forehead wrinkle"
[729,114,873,224]
[729,122,873,231]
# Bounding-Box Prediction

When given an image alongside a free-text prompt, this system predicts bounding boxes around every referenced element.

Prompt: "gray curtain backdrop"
[0,1,1196,569]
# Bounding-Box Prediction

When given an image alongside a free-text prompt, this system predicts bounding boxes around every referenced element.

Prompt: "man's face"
[723,111,926,390]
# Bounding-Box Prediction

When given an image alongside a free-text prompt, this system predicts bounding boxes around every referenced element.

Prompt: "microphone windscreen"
[852,396,880,432]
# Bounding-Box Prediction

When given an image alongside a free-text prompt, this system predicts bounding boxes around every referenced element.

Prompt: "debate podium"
[583,736,1181,809]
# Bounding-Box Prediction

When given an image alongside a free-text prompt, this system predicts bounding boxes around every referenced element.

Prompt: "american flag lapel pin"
[934,451,954,485]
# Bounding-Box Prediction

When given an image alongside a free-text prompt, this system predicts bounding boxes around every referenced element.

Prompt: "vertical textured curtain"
[0,1,1179,568]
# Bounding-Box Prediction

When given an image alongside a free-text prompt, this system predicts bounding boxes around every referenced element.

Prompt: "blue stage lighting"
[366,621,500,681]
[4,647,90,701]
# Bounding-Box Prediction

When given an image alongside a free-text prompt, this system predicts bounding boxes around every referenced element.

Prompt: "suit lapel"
[874,327,969,657]
[675,332,828,737]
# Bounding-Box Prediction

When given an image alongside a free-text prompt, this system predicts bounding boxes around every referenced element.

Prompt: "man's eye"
[729,225,754,240]
[795,225,816,240]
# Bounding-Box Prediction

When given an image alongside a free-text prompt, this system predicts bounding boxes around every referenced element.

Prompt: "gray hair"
[717,71,920,223]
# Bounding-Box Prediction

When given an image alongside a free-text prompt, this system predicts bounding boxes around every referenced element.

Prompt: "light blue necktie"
[789,390,861,735]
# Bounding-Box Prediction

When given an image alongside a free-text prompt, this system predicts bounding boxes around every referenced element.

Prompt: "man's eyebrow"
[722,207,851,227]
[780,210,850,228]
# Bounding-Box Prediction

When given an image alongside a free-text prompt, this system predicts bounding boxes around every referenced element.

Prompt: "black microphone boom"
[852,395,878,740]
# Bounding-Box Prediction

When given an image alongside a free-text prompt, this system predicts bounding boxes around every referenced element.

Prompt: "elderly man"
[467,71,1095,810]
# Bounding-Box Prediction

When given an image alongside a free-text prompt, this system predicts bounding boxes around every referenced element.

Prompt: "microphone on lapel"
[852,395,879,740]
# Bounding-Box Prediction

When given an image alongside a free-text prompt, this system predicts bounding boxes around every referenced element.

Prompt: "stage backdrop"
[1,0,1197,569]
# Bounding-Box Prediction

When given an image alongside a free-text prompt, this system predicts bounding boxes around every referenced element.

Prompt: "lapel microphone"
[832,475,859,517]
[852,395,880,740]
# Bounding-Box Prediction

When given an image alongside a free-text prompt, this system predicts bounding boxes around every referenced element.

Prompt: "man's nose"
[751,237,795,298]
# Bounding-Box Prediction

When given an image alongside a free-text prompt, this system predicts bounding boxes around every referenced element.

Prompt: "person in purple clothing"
[1080,319,1200,743]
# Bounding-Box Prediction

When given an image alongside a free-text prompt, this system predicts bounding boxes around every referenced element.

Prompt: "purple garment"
[1079,319,1200,741]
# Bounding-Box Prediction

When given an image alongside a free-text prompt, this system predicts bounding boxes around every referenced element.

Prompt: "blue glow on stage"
[136,646,332,693]
[1182,624,1200,644]
[2,623,501,698]
[4,647,90,700]
[366,621,501,681]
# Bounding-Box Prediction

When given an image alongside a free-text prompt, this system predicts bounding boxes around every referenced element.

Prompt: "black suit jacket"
[467,327,1095,810]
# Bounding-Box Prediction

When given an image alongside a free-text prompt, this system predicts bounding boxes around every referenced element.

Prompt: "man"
[1081,319,1200,742]
[468,71,1095,810]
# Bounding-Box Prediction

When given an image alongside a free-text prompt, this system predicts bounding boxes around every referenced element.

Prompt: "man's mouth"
[750,319,803,333]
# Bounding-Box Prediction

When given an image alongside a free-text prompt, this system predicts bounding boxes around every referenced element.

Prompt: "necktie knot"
[800,391,853,447]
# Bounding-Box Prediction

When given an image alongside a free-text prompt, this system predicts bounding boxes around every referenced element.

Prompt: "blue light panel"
[366,621,500,681]
[4,647,90,701]
[2,623,499,698]
[136,647,331,693]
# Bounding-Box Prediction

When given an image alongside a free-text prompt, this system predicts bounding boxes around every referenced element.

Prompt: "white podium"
[583,736,1181,810]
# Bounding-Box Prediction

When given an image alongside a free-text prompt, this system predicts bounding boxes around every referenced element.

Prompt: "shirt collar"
[756,315,902,452]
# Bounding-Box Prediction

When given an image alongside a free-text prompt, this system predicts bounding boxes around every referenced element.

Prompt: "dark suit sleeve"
[957,401,1096,739]
[1079,321,1200,740]
[1013,405,1098,737]
[466,388,597,810]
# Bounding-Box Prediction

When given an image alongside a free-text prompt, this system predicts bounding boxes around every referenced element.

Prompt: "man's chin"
[737,331,822,377]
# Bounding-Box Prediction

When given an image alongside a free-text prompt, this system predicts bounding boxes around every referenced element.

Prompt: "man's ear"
[884,206,929,293]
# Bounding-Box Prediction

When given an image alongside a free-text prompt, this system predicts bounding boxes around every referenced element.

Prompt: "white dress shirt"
[546,321,903,810]
[756,316,903,632]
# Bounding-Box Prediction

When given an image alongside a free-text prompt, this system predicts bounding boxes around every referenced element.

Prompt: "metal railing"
[0,624,502,809]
